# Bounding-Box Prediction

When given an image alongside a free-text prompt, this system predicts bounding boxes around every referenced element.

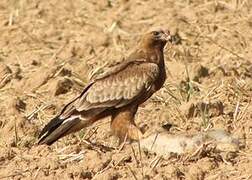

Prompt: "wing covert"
[75,62,159,111]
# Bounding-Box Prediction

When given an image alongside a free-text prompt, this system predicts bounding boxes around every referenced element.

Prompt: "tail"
[38,115,80,145]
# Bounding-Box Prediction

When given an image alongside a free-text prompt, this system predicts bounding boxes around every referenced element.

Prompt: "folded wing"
[38,61,159,145]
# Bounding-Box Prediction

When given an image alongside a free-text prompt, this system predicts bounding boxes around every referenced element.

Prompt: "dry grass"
[0,0,252,179]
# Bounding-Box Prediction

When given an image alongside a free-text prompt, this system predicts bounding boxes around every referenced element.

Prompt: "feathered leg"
[111,105,143,143]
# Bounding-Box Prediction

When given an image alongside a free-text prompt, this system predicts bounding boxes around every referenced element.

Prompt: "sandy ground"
[0,0,252,179]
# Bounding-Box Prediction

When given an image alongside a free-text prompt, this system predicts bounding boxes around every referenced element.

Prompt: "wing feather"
[59,61,160,119]
[75,62,159,111]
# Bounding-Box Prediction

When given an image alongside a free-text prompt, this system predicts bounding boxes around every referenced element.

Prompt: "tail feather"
[38,116,80,145]
[38,116,64,139]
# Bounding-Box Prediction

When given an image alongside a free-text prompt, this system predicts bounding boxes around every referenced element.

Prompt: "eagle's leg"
[111,105,143,143]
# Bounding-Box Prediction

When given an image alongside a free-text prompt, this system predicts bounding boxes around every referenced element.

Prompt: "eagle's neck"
[132,45,164,65]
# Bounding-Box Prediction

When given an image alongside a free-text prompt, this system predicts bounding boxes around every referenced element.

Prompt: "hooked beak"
[160,30,171,42]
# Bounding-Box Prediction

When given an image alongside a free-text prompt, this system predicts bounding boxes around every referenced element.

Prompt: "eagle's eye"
[152,31,160,36]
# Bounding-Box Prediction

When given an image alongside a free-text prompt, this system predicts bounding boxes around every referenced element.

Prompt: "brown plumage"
[38,28,171,145]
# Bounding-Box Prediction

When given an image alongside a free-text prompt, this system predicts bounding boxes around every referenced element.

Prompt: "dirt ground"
[0,0,252,179]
